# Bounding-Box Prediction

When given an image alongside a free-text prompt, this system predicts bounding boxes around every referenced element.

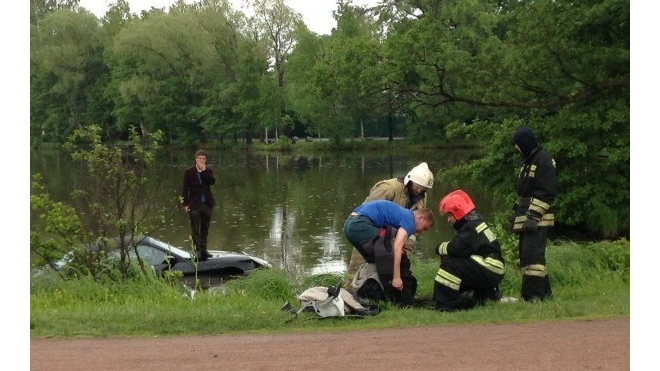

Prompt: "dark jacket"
[181,167,216,209]
[445,211,502,261]
[517,145,556,206]
[511,145,556,231]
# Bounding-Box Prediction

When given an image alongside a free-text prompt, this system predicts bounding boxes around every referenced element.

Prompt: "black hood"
[512,127,538,157]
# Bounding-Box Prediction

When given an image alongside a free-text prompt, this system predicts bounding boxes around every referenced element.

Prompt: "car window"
[129,245,167,266]
[148,238,191,259]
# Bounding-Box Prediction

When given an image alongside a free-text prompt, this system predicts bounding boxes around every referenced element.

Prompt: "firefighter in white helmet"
[345,162,434,299]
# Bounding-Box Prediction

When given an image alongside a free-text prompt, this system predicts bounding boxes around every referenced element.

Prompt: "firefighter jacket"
[436,211,505,275]
[511,145,557,232]
[364,177,427,252]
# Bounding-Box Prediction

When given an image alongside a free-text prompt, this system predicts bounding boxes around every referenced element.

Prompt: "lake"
[31,147,504,279]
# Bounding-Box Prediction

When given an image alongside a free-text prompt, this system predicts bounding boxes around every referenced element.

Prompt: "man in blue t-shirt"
[343,200,434,306]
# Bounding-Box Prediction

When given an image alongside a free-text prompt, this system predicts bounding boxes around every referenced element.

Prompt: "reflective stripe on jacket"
[511,145,556,229]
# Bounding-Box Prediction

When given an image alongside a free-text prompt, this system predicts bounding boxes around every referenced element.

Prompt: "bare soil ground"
[31,317,629,371]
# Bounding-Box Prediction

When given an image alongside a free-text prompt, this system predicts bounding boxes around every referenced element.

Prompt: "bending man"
[343,199,434,306]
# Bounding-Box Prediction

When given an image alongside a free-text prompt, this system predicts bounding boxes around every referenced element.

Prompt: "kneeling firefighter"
[433,190,505,312]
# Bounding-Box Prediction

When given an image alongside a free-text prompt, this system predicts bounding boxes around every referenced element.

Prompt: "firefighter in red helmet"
[433,190,505,311]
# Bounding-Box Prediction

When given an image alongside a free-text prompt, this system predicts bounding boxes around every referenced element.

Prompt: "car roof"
[134,236,192,259]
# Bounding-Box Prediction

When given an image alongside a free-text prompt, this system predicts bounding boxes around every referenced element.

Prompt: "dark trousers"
[189,203,213,254]
[343,215,379,262]
[378,255,417,307]
[519,227,552,301]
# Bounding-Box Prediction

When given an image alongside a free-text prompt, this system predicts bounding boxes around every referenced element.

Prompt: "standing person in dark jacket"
[181,150,216,261]
[510,127,556,301]
[433,190,505,312]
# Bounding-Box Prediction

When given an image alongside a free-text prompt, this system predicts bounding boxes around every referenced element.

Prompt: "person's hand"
[507,215,515,233]
[522,217,538,233]
[182,205,190,212]
[195,157,206,172]
[391,277,403,291]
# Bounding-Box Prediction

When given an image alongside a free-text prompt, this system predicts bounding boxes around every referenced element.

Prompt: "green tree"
[249,0,302,137]
[30,9,105,144]
[376,0,629,237]
[233,38,270,144]
[59,125,171,279]
[31,0,80,25]
[30,174,83,269]
[285,29,334,140]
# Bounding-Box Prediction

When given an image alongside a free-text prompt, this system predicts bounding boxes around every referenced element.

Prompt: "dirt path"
[31,317,629,371]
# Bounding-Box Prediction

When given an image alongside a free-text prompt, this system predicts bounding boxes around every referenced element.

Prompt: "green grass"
[30,239,629,338]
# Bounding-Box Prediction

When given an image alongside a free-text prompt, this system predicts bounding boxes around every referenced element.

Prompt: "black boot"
[473,286,502,305]
[196,249,212,261]
[435,294,477,312]
[522,275,551,302]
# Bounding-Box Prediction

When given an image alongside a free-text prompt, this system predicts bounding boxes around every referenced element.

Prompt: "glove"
[522,217,538,233]
[436,242,449,256]
[403,235,417,253]
[506,215,515,233]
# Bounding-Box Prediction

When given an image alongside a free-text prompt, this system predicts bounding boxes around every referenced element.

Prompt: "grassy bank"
[30,238,629,339]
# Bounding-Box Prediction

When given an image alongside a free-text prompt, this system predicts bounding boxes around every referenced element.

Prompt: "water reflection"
[31,148,494,278]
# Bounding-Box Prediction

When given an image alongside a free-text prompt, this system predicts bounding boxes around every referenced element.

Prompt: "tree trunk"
[360,118,364,139]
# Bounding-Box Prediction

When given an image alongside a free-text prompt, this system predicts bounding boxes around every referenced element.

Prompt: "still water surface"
[31,148,505,279]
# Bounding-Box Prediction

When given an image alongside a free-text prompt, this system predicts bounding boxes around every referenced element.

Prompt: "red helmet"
[439,190,475,220]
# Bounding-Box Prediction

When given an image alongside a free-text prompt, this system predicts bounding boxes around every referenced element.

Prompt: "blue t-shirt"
[353,200,415,236]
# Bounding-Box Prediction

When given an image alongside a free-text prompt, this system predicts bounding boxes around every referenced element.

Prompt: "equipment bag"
[281,279,378,321]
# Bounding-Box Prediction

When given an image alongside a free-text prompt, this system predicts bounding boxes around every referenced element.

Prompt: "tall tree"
[30,9,104,143]
[248,0,302,137]
[108,8,223,142]
[437,0,630,238]
[285,29,336,140]
[31,0,80,25]
[331,1,385,139]
[233,38,270,144]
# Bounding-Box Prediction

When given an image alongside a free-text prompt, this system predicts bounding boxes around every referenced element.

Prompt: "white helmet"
[404,162,434,189]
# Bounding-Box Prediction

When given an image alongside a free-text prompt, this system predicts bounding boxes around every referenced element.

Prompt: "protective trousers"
[519,227,552,301]
[433,255,503,311]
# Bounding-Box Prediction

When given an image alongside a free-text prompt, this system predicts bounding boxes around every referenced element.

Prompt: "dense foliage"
[30,0,629,236]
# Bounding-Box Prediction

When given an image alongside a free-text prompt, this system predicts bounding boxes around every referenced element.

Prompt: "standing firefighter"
[510,127,557,301]
[433,190,505,312]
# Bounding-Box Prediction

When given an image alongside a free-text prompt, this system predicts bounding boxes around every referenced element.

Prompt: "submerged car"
[49,235,271,287]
